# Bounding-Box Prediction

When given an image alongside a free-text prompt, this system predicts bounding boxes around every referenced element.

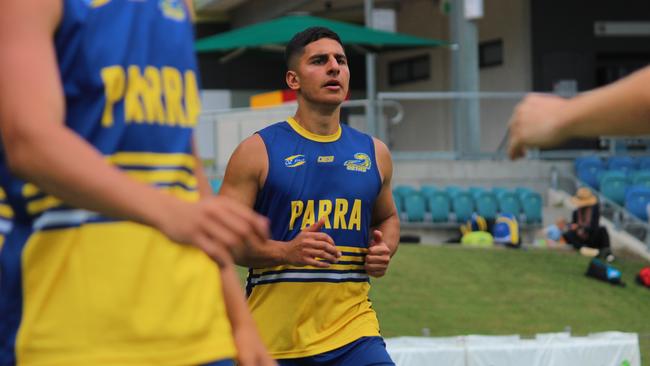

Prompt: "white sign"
[372,8,396,33]
[464,0,483,20]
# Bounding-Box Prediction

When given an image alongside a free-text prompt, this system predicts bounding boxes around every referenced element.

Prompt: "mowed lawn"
[370,244,650,364]
[235,244,650,363]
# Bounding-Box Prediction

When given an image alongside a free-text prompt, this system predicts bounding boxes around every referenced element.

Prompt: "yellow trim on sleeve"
[0,204,13,218]
[286,117,341,143]
[27,196,62,215]
[22,183,40,198]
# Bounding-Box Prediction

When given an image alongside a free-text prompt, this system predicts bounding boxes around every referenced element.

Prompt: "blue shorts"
[278,337,394,366]
[203,359,234,366]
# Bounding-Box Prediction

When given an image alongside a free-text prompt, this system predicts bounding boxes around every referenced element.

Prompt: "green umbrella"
[195,14,448,53]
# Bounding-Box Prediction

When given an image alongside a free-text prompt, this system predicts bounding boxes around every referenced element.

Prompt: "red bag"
[637,267,650,287]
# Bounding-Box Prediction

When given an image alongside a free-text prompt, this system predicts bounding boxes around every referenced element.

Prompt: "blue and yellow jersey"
[249,117,383,358]
[0,1,235,365]
[0,187,14,251]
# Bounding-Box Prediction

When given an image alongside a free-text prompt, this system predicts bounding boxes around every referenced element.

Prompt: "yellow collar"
[286,117,341,143]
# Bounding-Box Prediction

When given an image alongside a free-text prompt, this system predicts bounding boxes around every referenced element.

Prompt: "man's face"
[288,38,350,106]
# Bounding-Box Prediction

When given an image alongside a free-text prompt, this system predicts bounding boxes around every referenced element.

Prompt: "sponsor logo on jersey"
[159,0,186,21]
[284,154,306,168]
[344,153,371,173]
[317,156,334,163]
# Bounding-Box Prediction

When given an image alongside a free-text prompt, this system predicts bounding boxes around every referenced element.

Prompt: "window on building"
[479,39,503,68]
[389,55,430,85]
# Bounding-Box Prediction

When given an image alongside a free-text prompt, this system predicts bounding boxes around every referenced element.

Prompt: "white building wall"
[376,0,531,153]
[217,0,532,154]
[477,0,532,152]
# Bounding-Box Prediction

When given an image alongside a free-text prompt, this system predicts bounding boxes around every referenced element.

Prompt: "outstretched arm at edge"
[508,66,650,159]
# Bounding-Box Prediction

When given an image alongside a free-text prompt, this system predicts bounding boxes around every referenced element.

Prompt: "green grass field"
[237,244,650,363]
[370,245,650,364]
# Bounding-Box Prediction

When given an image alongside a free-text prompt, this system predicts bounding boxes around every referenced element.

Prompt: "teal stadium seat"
[492,187,508,200]
[625,186,650,221]
[445,185,462,199]
[475,192,498,220]
[607,156,637,174]
[404,194,426,222]
[419,185,438,197]
[393,193,405,213]
[575,156,604,189]
[520,191,543,224]
[427,191,451,222]
[210,178,222,193]
[631,170,650,189]
[638,156,650,171]
[452,191,474,222]
[393,185,417,199]
[497,191,522,217]
[515,187,533,202]
[469,186,486,200]
[599,171,628,205]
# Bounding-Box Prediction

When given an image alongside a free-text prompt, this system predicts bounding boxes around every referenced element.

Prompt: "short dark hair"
[285,26,344,69]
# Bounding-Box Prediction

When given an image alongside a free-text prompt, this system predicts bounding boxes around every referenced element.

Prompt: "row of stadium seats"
[572,168,650,222]
[393,185,543,224]
[575,155,650,189]
[574,157,650,221]
[210,177,547,225]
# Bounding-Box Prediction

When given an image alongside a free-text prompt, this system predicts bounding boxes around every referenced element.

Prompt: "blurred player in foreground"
[0,1,274,365]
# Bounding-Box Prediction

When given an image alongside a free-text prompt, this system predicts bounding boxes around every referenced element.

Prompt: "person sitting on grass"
[563,187,614,262]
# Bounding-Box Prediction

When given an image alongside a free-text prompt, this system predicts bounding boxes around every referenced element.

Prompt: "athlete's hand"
[284,217,341,267]
[508,94,571,160]
[365,230,391,278]
[157,194,269,267]
[233,321,277,366]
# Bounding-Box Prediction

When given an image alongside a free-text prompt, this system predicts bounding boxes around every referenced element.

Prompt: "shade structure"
[195,14,448,53]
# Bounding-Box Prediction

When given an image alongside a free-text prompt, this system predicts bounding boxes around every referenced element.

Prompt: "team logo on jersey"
[84,0,111,8]
[285,154,306,168]
[317,156,334,163]
[159,0,186,21]
[344,153,371,173]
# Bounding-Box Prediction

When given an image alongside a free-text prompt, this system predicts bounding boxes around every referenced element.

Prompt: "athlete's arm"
[192,153,275,366]
[220,264,276,366]
[220,134,341,268]
[508,66,650,159]
[365,138,400,278]
[0,0,267,266]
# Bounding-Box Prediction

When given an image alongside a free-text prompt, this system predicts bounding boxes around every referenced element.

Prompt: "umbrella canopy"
[195,14,448,53]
